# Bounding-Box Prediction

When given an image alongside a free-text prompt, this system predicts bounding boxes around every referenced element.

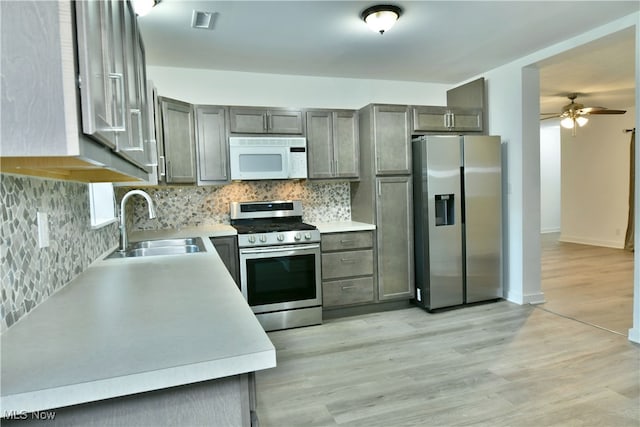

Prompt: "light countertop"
[0,233,275,414]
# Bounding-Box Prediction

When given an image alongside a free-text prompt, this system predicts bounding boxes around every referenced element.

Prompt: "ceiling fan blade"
[540,115,561,121]
[587,109,627,115]
[578,106,605,114]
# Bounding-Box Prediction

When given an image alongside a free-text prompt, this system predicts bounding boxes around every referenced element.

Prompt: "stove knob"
[294,232,302,241]
[259,234,267,243]
[304,232,312,240]
[248,235,256,244]
[277,234,285,242]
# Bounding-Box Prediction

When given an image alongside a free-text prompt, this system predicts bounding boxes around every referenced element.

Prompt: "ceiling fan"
[540,93,626,136]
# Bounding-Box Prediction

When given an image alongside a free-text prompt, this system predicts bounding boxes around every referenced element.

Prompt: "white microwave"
[229,137,308,180]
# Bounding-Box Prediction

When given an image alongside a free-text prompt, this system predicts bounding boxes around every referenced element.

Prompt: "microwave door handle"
[283,148,290,178]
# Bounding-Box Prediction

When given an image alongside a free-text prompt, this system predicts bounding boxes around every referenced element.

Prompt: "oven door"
[239,244,321,314]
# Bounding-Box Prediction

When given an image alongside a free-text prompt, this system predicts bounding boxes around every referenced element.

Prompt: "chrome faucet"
[119,190,156,251]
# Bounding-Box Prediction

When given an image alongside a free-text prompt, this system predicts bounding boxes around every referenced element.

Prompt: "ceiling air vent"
[191,10,216,30]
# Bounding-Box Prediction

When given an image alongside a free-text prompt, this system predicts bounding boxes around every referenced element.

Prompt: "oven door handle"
[240,244,320,255]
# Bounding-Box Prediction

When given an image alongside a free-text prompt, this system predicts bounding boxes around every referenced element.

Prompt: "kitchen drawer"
[322,249,373,280]
[321,231,373,252]
[323,277,374,307]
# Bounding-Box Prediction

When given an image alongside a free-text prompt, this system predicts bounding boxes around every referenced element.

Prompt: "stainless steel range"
[230,200,322,331]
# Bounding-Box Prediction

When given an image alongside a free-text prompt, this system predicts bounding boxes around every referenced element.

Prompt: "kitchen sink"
[106,237,206,259]
[130,238,202,249]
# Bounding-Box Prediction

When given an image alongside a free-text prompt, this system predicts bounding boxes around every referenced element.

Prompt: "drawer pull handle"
[341,285,357,290]
[340,239,356,244]
[340,258,358,263]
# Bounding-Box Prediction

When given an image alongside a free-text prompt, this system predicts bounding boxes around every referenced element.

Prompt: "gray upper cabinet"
[372,105,411,175]
[119,1,148,166]
[195,105,229,184]
[77,0,151,165]
[75,0,123,150]
[0,0,150,182]
[447,77,485,110]
[412,106,483,133]
[306,110,359,180]
[229,107,303,134]
[376,176,414,300]
[159,97,197,184]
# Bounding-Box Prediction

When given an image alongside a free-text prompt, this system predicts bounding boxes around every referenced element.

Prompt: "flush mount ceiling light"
[361,4,402,34]
[132,0,160,16]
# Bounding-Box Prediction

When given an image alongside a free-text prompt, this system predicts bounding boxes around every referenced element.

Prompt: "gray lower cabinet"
[196,106,229,184]
[306,110,359,179]
[211,236,240,286]
[159,97,197,184]
[376,176,414,300]
[321,231,375,308]
[412,106,483,133]
[229,107,303,134]
[1,374,257,427]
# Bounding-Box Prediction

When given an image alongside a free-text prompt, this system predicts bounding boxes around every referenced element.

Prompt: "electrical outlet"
[37,212,49,248]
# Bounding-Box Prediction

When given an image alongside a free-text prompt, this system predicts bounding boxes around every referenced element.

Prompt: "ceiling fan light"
[576,116,589,127]
[560,117,575,129]
[361,5,402,34]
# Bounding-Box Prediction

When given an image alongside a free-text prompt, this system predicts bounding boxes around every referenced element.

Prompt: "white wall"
[540,124,561,233]
[478,13,638,309]
[560,106,635,248]
[147,67,449,108]
[148,11,640,343]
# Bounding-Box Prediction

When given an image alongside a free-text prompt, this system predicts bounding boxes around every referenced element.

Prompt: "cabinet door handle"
[341,285,357,290]
[166,160,172,182]
[159,155,166,177]
[340,258,358,263]
[127,109,144,151]
[339,239,356,245]
[449,112,455,128]
[108,73,126,133]
[145,139,158,167]
[263,114,269,131]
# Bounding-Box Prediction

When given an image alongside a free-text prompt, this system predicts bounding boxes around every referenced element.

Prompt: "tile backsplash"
[119,180,352,231]
[1,177,351,332]
[1,174,118,333]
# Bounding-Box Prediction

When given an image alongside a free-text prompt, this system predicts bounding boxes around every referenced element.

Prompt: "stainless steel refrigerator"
[412,135,502,311]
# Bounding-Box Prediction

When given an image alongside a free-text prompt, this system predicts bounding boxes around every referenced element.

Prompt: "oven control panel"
[238,230,320,247]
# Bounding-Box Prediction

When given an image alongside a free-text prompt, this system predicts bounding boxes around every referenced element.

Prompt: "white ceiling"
[138,1,638,114]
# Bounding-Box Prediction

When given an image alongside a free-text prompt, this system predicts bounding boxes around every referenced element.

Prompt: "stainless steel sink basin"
[106,237,206,259]
[130,238,202,249]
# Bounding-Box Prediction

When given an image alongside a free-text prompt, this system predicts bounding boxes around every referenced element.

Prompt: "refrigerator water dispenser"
[435,194,455,226]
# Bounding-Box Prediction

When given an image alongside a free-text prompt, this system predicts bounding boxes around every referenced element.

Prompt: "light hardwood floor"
[255,302,639,426]
[540,232,634,335]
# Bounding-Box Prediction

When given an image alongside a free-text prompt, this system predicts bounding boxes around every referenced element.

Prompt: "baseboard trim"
[559,234,624,249]
[506,291,546,305]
